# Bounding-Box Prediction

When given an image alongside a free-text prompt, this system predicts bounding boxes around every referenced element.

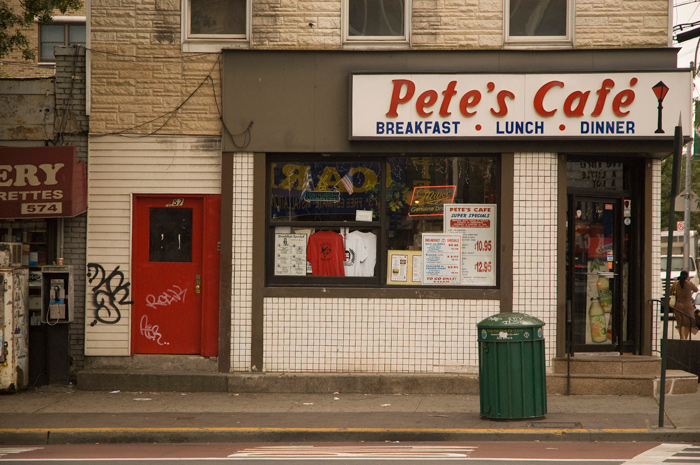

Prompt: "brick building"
[1,46,88,385]
[0,0,86,78]
[83,0,693,393]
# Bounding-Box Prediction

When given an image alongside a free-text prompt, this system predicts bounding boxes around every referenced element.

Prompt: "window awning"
[0,146,87,219]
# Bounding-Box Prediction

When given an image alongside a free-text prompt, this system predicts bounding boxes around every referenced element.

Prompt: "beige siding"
[412,0,503,49]
[85,135,221,356]
[575,0,669,48]
[89,50,222,135]
[252,0,341,48]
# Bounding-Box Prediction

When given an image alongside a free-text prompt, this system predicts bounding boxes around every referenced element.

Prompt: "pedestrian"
[670,270,699,340]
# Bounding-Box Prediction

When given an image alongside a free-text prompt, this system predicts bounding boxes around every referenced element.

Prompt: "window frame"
[503,0,573,48]
[342,0,411,49]
[267,155,385,287]
[36,17,86,64]
[265,153,501,289]
[181,0,250,53]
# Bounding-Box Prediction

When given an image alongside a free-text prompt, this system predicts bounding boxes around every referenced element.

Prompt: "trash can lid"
[477,313,545,342]
[477,312,545,329]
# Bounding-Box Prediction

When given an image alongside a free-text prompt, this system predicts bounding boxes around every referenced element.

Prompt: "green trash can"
[477,312,547,420]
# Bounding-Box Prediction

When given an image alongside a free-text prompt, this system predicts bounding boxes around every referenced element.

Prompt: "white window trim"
[341,0,411,49]
[503,0,574,48]
[181,0,250,53]
[34,15,86,23]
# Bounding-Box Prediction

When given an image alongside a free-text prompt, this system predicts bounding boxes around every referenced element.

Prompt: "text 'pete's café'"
[225,49,690,373]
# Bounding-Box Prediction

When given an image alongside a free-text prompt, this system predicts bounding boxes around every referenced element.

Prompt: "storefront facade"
[0,145,88,385]
[218,49,690,373]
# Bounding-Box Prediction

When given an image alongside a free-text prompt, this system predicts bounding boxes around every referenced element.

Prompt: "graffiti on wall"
[87,263,133,325]
[145,285,187,309]
[139,314,169,346]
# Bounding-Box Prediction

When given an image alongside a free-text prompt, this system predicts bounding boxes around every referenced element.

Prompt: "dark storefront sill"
[262,286,501,300]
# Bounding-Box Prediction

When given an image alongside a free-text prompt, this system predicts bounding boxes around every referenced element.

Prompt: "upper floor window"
[505,0,571,46]
[182,0,248,52]
[343,0,409,47]
[39,20,86,63]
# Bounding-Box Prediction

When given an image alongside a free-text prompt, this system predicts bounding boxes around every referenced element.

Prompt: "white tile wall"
[232,151,562,373]
[651,160,667,349]
[652,159,661,301]
[512,152,558,367]
[263,298,500,373]
[231,152,255,371]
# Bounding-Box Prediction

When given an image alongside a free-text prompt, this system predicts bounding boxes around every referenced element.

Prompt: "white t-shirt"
[344,231,377,277]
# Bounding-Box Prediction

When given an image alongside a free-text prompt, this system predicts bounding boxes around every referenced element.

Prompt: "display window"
[266,154,500,287]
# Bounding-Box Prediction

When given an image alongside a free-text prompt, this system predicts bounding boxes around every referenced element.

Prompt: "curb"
[2,427,699,445]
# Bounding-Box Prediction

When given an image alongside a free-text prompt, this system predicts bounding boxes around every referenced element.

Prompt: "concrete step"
[83,355,219,372]
[655,370,700,396]
[550,355,697,395]
[76,369,698,397]
[552,354,661,376]
[548,370,698,396]
[76,353,695,397]
[76,371,481,395]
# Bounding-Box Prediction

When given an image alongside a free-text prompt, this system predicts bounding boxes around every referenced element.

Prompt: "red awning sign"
[0,146,87,218]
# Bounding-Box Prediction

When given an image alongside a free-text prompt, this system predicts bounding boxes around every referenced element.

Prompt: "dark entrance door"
[567,193,641,354]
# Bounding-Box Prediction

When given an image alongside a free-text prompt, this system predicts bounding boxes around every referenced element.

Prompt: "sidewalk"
[2,385,699,444]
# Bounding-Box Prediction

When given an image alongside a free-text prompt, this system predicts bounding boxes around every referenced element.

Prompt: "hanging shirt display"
[344,231,377,277]
[307,230,345,276]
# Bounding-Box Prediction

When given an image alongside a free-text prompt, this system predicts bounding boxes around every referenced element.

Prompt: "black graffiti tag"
[87,263,134,325]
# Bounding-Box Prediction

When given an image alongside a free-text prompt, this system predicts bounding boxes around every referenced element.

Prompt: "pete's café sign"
[350,72,692,139]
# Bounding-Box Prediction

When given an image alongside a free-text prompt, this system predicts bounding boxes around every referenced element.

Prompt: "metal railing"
[649,298,697,375]
[649,298,679,356]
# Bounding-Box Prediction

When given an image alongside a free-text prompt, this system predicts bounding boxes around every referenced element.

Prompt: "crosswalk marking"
[0,447,42,458]
[623,444,700,464]
[228,445,477,460]
[664,444,700,463]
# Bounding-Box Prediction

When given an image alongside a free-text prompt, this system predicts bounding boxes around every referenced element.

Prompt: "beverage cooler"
[0,267,29,392]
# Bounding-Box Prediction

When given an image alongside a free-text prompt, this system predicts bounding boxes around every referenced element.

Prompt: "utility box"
[41,265,73,324]
[477,312,547,420]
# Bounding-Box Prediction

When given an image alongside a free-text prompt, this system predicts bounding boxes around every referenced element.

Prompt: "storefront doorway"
[566,161,643,354]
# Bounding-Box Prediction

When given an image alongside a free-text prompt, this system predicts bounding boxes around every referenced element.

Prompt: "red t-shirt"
[307,230,345,276]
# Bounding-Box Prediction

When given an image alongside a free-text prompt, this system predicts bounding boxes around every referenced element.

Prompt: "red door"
[132,195,220,355]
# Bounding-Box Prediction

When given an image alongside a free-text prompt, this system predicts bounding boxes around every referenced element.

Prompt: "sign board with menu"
[422,234,462,285]
[443,204,497,286]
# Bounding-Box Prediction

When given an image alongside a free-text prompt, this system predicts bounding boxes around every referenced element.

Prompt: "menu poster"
[386,250,423,285]
[274,234,307,276]
[422,234,462,285]
[389,253,409,283]
[443,204,497,286]
[411,255,423,284]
